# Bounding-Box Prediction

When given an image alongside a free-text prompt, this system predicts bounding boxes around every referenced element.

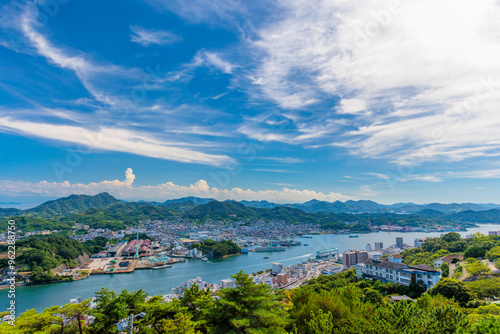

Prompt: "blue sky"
[1,0,500,207]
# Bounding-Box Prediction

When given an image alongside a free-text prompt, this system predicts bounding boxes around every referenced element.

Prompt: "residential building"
[276,273,288,285]
[388,254,403,263]
[414,238,426,247]
[433,254,464,268]
[374,242,383,251]
[355,258,440,289]
[220,279,236,289]
[366,243,372,252]
[396,237,404,250]
[272,263,283,274]
[343,250,369,267]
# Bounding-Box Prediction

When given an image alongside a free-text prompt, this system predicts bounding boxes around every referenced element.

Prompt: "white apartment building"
[220,279,237,289]
[356,258,441,289]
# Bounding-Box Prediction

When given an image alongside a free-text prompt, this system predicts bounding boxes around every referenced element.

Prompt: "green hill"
[60,202,180,230]
[185,200,257,220]
[24,193,120,217]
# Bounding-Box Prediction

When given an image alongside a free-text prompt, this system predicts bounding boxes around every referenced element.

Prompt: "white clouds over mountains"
[0,169,353,204]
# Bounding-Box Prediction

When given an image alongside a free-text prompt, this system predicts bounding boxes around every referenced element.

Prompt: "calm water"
[3,224,500,314]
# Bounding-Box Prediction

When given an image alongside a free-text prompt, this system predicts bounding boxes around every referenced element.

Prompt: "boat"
[263,256,270,259]
[279,240,302,246]
[349,235,359,238]
[201,257,208,262]
[301,236,313,238]
[152,264,172,270]
[240,248,249,253]
[303,243,309,246]
[253,247,286,252]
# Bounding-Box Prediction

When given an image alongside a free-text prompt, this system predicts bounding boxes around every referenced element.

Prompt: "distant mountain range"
[1,193,500,224]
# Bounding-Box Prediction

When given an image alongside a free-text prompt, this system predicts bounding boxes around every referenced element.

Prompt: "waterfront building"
[396,237,404,250]
[315,248,339,261]
[366,243,372,252]
[374,242,383,251]
[107,241,128,257]
[355,257,440,289]
[272,263,283,274]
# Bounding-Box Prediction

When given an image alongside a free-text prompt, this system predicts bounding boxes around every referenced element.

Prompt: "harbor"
[3,224,500,313]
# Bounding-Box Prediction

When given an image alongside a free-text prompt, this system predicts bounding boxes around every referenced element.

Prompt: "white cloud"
[260,157,306,163]
[18,4,141,107]
[355,185,378,198]
[0,168,353,203]
[130,26,180,46]
[194,50,235,74]
[363,173,390,180]
[0,117,234,167]
[248,0,500,165]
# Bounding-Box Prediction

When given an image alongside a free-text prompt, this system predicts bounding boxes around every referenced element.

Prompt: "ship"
[303,243,309,246]
[240,248,249,253]
[301,235,313,238]
[263,256,270,259]
[349,235,359,238]
[201,257,208,262]
[279,240,302,246]
[152,264,172,270]
[253,246,286,252]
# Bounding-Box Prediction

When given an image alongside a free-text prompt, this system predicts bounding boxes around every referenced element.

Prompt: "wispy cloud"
[260,157,307,164]
[194,50,235,74]
[18,3,142,107]
[130,25,180,46]
[0,117,234,166]
[0,168,353,203]
[252,169,304,173]
[246,0,500,166]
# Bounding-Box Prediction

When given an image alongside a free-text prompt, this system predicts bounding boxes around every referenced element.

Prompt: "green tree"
[205,270,289,333]
[464,245,487,259]
[429,278,475,305]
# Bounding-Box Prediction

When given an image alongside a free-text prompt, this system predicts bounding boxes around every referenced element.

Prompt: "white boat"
[201,257,208,262]
[152,264,172,270]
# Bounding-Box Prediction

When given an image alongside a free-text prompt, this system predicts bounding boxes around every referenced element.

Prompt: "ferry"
[349,235,359,238]
[263,256,270,259]
[254,246,286,252]
[152,264,172,270]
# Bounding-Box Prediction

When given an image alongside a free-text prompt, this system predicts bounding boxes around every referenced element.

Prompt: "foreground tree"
[429,278,475,305]
[205,270,289,333]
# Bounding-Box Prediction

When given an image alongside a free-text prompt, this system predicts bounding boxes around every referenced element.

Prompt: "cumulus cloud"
[0,168,353,203]
[130,26,180,46]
